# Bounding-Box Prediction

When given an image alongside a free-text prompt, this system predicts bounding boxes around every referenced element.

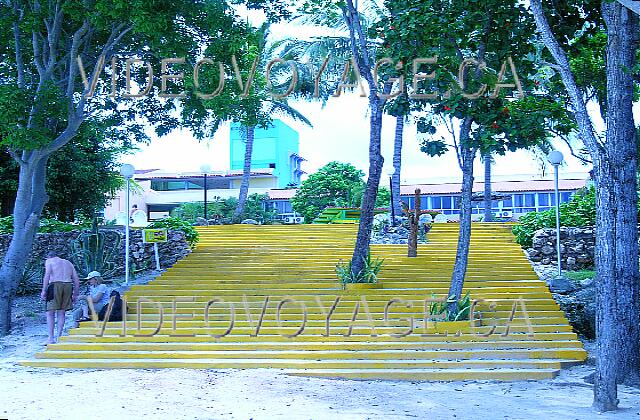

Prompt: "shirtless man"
[40,251,80,344]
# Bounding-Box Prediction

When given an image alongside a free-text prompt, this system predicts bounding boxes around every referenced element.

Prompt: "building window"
[151,180,188,191]
[187,180,204,190]
[524,193,535,207]
[538,193,549,207]
[561,192,573,203]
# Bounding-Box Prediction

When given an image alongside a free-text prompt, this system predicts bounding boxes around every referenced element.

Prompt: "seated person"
[74,271,110,322]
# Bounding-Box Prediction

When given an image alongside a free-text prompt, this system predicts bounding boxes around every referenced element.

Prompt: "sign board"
[142,228,168,243]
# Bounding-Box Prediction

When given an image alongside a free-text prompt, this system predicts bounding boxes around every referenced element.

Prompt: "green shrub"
[171,194,276,224]
[171,202,206,223]
[38,218,86,233]
[148,217,199,247]
[336,253,384,285]
[565,270,596,282]
[513,186,597,248]
[0,216,13,234]
[428,291,472,322]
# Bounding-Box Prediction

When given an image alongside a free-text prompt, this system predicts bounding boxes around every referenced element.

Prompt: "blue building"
[230,120,305,188]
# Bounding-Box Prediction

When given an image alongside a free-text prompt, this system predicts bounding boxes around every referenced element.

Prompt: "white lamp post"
[120,164,135,285]
[548,151,565,280]
[200,164,212,220]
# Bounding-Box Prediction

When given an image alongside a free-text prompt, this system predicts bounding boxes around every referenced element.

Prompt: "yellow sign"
[142,228,168,243]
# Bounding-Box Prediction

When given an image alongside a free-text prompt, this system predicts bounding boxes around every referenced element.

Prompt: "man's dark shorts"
[46,282,73,311]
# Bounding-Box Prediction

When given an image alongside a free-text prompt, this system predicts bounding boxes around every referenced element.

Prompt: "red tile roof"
[399,179,588,196]
[266,179,587,200]
[135,169,274,180]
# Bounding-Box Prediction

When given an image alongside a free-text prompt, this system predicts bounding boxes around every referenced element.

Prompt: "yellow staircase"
[24,223,586,380]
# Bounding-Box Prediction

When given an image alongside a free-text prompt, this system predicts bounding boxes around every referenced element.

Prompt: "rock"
[419,214,433,225]
[541,245,555,255]
[526,248,540,258]
[541,257,551,265]
[581,277,595,288]
[241,219,259,225]
[554,283,596,339]
[548,276,579,293]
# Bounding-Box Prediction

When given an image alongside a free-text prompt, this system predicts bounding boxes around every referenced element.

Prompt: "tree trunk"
[233,125,255,223]
[342,0,387,277]
[408,189,421,258]
[392,115,404,216]
[447,119,476,314]
[593,3,640,411]
[483,154,493,222]
[0,156,49,335]
[351,104,384,276]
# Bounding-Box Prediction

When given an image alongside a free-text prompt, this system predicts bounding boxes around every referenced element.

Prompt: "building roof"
[266,179,588,201]
[135,168,275,181]
[399,179,588,196]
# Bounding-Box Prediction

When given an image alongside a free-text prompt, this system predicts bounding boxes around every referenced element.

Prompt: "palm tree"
[233,101,312,222]
[231,23,316,222]
[482,153,493,222]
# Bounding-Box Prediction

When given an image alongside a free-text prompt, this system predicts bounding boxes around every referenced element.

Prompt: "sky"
[124,6,596,185]
[126,91,592,185]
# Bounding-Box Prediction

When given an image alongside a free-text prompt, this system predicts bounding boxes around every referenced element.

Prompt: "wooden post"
[408,189,421,257]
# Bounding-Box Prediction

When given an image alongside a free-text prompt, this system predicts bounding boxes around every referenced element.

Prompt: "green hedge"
[512,186,596,248]
[0,216,89,235]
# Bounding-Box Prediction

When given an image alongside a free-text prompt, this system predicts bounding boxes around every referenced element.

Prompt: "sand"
[1,294,639,419]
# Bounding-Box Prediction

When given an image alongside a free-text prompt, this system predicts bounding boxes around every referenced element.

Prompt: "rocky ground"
[526,251,596,339]
[370,215,430,245]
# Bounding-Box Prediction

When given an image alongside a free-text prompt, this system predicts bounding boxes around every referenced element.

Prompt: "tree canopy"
[291,161,366,223]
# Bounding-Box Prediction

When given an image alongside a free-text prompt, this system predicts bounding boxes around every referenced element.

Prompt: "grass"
[565,269,595,282]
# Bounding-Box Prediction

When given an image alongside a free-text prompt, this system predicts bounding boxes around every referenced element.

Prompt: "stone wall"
[526,227,595,270]
[0,228,191,278]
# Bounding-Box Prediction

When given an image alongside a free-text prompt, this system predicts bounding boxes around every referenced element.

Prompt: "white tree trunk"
[0,156,49,334]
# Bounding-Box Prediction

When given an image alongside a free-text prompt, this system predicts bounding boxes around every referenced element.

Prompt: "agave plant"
[429,291,472,321]
[70,224,122,279]
[336,252,384,286]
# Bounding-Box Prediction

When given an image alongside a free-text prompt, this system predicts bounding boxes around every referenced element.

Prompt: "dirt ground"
[2,281,640,419]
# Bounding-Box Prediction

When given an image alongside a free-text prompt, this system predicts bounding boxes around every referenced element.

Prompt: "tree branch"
[32,31,45,77]
[342,0,377,97]
[529,0,604,157]
[616,0,640,15]
[12,2,25,88]
[552,130,594,164]
[45,2,64,73]
[66,20,89,103]
[7,148,26,166]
